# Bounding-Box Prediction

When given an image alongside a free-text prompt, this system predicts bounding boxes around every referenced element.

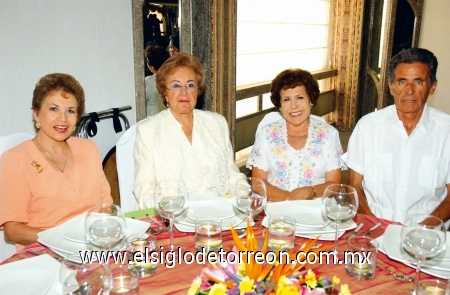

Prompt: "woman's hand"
[286,187,315,200]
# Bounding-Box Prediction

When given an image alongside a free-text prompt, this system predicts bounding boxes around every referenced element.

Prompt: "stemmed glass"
[85,203,126,251]
[58,252,111,295]
[321,184,359,253]
[153,179,189,251]
[401,214,446,294]
[232,177,267,224]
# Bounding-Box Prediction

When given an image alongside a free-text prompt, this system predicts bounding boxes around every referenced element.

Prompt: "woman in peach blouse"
[0,73,112,248]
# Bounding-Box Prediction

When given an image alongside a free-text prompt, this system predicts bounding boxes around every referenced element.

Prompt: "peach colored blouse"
[0,137,112,231]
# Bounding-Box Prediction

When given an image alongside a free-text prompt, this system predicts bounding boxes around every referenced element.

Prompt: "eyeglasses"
[165,83,198,93]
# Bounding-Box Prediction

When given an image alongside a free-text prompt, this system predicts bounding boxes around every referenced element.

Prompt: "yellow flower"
[210,283,228,295]
[187,276,201,295]
[339,284,351,295]
[304,163,313,170]
[274,147,283,154]
[304,269,317,289]
[332,276,340,285]
[239,276,255,294]
[276,276,298,295]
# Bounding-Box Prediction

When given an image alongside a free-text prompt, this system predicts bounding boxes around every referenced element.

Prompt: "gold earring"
[35,122,41,129]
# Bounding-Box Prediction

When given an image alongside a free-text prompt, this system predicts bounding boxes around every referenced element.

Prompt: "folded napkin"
[376,225,450,279]
[265,199,329,227]
[37,212,150,255]
[0,254,60,295]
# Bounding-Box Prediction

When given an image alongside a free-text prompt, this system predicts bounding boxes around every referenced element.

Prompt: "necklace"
[33,137,68,173]
[182,124,193,142]
[186,130,193,141]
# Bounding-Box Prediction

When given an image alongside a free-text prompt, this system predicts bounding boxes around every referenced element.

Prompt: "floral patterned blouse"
[246,116,345,191]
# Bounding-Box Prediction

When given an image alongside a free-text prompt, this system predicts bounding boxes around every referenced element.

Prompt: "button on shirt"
[345,104,450,223]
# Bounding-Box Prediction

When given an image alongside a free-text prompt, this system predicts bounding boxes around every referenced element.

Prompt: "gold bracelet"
[310,186,317,200]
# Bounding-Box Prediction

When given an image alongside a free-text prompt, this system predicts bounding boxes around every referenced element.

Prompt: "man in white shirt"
[346,48,450,223]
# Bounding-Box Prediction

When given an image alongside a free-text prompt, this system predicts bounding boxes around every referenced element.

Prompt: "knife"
[352,222,364,235]
[363,222,382,237]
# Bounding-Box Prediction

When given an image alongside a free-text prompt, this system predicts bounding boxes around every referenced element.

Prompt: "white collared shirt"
[345,104,450,223]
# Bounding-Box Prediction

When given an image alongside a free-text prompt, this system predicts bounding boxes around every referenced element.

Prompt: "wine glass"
[58,252,111,295]
[232,177,267,224]
[321,184,358,253]
[401,214,446,294]
[153,179,189,251]
[85,203,126,251]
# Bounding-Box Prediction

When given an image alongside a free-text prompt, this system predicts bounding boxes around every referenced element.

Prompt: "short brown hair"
[270,68,320,109]
[156,53,205,106]
[32,73,85,121]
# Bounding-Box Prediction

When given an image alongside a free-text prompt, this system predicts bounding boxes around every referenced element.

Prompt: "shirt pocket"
[418,156,449,188]
[363,153,392,183]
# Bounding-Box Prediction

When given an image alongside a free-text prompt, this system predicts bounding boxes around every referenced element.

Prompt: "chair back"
[0,132,34,262]
[116,123,140,213]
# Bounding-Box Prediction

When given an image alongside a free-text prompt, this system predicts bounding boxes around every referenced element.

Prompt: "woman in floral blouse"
[246,68,345,201]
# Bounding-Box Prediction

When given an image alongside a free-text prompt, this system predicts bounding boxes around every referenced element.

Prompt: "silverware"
[376,264,414,282]
[351,222,364,236]
[236,228,247,238]
[363,222,382,237]
[146,214,166,234]
[311,243,323,249]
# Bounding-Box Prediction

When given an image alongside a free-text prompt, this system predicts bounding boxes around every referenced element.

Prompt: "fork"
[376,264,414,282]
[363,222,382,237]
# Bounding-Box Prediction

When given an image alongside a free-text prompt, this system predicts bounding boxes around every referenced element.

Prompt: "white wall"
[420,0,450,114]
[0,0,137,159]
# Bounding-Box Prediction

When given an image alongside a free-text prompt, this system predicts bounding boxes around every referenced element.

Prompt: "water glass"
[322,184,358,253]
[110,263,140,295]
[232,177,267,224]
[417,279,450,295]
[195,219,222,252]
[267,215,296,251]
[58,252,111,295]
[85,203,126,251]
[126,233,157,278]
[345,236,378,280]
[154,179,188,251]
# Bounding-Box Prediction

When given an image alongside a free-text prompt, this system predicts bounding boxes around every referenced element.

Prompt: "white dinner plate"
[376,229,450,279]
[186,198,235,221]
[295,230,346,241]
[0,254,60,295]
[261,216,356,238]
[265,199,329,228]
[38,213,149,254]
[382,225,450,272]
[64,213,150,243]
[175,211,249,232]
